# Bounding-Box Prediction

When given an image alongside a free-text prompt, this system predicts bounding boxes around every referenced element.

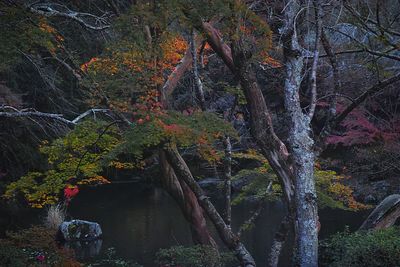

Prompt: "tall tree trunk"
[282,1,318,266]
[202,21,295,206]
[159,151,217,247]
[158,63,216,247]
[202,19,296,266]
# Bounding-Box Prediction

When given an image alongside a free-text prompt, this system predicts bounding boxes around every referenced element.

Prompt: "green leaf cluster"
[320,227,400,267]
[0,4,59,71]
[3,120,123,207]
[117,111,237,161]
[230,150,366,210]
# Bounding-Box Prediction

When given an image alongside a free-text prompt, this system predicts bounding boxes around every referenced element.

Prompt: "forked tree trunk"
[158,61,216,247]
[164,145,256,267]
[159,151,217,248]
[202,7,319,265]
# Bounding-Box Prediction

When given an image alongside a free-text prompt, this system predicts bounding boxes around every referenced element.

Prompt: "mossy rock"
[59,219,102,241]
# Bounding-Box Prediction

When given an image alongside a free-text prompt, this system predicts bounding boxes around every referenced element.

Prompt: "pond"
[65,182,370,266]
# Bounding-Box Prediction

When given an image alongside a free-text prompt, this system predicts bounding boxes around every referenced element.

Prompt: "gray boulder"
[59,219,102,241]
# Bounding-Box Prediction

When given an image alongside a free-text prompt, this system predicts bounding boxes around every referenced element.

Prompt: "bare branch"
[51,55,83,81]
[28,3,111,31]
[237,181,273,237]
[333,72,400,127]
[72,108,111,124]
[0,106,75,125]
[223,136,232,228]
[326,27,400,62]
[0,106,129,127]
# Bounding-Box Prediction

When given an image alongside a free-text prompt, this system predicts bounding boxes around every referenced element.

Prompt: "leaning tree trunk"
[164,144,256,267]
[158,58,216,248]
[159,151,217,248]
[282,1,318,265]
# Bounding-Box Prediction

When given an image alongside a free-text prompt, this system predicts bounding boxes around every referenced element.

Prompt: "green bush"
[320,227,400,267]
[155,245,236,267]
[0,244,27,267]
[87,247,142,267]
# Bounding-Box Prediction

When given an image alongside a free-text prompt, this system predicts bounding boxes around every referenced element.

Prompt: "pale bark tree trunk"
[281,1,318,265]
[307,0,322,120]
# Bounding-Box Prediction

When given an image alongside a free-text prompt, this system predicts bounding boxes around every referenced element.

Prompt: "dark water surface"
[66,182,370,266]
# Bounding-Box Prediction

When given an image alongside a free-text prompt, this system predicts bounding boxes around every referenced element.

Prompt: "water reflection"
[65,239,103,259]
[69,183,369,266]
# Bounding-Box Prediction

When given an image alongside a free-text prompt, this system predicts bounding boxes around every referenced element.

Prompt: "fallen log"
[359,194,400,230]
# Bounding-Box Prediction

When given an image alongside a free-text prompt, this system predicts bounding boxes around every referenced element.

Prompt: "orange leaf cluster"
[80,57,98,72]
[132,90,165,123]
[260,51,282,68]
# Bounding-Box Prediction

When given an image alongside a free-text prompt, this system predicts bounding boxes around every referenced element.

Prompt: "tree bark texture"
[159,151,217,247]
[282,1,318,266]
[164,145,256,267]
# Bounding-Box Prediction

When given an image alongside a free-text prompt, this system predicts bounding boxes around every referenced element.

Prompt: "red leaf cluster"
[327,104,400,146]
[64,185,79,200]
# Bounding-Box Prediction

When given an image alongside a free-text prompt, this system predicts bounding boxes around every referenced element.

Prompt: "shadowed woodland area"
[1,0,400,266]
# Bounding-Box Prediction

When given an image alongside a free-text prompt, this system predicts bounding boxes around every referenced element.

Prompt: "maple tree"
[1,1,400,267]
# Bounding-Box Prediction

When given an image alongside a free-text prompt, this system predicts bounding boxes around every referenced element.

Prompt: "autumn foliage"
[326,103,400,147]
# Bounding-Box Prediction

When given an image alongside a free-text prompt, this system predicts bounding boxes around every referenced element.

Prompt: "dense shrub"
[0,226,80,266]
[319,227,400,267]
[155,245,236,267]
[87,247,142,267]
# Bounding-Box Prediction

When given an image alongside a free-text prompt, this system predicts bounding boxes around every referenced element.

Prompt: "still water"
[67,182,369,266]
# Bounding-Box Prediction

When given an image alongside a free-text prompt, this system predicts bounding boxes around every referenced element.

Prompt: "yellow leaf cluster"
[78,176,111,185]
